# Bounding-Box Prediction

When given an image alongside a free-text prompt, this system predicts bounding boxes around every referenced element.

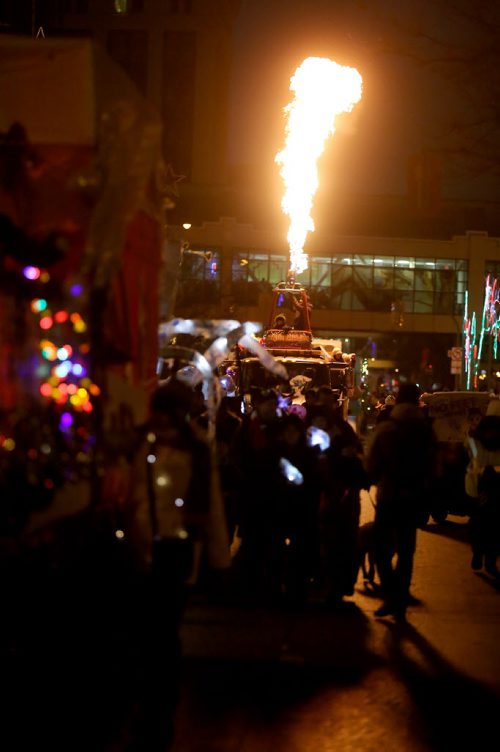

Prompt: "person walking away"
[366,383,438,620]
[466,398,500,577]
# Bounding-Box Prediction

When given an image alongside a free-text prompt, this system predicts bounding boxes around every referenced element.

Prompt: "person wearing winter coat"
[366,383,438,620]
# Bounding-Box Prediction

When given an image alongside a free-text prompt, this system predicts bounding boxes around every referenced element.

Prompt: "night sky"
[228,0,500,202]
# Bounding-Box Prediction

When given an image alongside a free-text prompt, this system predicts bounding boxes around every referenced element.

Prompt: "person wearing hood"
[365,383,438,620]
[466,398,500,577]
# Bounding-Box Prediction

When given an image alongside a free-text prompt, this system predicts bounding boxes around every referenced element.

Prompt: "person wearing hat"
[273,313,287,328]
[466,398,500,577]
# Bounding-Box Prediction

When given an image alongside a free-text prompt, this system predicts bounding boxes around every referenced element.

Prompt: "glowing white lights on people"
[306,426,331,452]
[279,457,304,485]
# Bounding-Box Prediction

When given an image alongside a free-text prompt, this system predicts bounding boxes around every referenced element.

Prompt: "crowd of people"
[2,373,499,750]
[135,376,500,620]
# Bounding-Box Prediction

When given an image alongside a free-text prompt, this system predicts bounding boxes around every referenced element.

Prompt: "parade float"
[217,278,357,418]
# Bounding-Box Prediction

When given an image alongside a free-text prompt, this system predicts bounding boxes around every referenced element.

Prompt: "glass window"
[330,264,352,309]
[398,291,414,316]
[395,258,415,269]
[181,247,220,281]
[332,254,353,265]
[373,267,394,289]
[352,266,391,312]
[352,265,373,288]
[394,267,414,290]
[228,250,469,316]
[373,256,394,267]
[309,286,332,310]
[435,266,455,303]
[176,248,220,309]
[351,254,373,266]
[309,258,331,288]
[248,256,269,284]
[414,291,433,313]
[232,253,249,282]
[415,268,434,291]
[269,255,287,285]
[415,258,436,270]
[435,258,455,270]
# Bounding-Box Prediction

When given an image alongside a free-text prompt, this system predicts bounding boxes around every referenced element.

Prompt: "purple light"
[59,412,73,431]
[23,266,41,280]
[70,283,84,297]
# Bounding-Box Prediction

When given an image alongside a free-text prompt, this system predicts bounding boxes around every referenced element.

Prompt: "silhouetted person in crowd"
[310,406,369,605]
[466,398,500,577]
[215,395,243,545]
[366,383,438,620]
[231,388,282,597]
[375,393,395,424]
[269,412,322,603]
[125,378,212,749]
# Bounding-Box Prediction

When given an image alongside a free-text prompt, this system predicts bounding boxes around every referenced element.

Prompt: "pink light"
[23,266,41,280]
[39,316,53,330]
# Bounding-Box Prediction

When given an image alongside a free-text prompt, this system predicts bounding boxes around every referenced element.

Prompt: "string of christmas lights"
[0,262,101,527]
[463,273,499,390]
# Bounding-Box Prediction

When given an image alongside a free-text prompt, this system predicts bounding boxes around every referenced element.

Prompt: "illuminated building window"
[230,251,468,315]
[176,247,221,309]
[232,251,286,305]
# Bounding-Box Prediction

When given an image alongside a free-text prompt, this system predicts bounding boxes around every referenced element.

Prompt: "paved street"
[2,492,499,751]
[172,493,500,751]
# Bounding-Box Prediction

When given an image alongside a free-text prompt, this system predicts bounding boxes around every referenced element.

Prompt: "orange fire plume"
[276,57,363,279]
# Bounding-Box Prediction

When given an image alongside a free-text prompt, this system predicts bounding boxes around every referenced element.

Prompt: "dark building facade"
[2,0,500,392]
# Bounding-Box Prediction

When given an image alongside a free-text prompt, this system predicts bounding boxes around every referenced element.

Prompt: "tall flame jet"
[276,57,363,279]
